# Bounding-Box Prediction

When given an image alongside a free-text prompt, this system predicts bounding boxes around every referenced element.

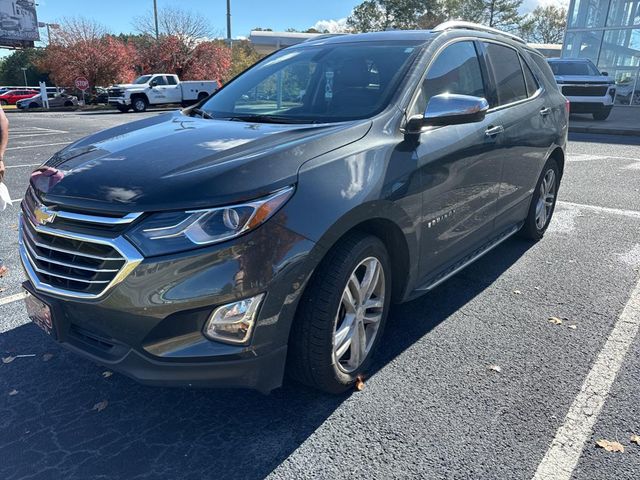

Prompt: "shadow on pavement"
[0,238,533,480]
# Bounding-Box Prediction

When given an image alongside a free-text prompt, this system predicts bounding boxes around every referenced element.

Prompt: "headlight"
[126,186,294,256]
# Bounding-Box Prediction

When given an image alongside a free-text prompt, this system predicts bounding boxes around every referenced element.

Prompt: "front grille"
[21,217,126,296]
[107,88,123,97]
[562,85,609,97]
[19,188,143,299]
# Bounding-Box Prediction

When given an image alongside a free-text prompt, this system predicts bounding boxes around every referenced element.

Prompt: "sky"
[34,0,567,39]
[35,0,361,39]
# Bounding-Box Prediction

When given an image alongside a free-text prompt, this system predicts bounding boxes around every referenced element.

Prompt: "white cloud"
[312,18,349,33]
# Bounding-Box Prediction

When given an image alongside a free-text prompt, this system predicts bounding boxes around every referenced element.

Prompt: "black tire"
[287,232,392,394]
[116,105,129,113]
[131,96,148,113]
[29,102,38,109]
[197,92,209,102]
[0,100,7,106]
[593,109,611,121]
[519,157,560,240]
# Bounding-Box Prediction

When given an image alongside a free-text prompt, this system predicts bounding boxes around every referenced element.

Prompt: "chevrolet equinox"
[19,22,568,394]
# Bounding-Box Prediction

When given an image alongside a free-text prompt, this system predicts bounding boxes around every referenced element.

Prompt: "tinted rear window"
[484,43,528,106]
[528,53,558,88]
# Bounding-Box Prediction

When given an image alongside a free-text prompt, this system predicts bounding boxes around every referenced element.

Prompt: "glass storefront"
[564,0,640,105]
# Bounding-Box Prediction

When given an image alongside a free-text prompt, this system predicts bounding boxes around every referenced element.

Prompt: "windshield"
[134,75,153,85]
[550,61,601,76]
[200,41,423,123]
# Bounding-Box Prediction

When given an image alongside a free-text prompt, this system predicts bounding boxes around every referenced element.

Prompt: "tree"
[37,17,136,87]
[133,6,213,47]
[519,6,567,44]
[224,40,262,83]
[347,0,438,32]
[0,49,49,86]
[135,35,231,84]
[441,0,524,31]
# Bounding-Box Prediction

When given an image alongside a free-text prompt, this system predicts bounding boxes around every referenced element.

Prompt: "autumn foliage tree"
[38,17,136,87]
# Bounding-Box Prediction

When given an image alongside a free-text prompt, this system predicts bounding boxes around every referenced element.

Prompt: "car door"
[163,75,182,103]
[480,42,552,231]
[411,40,503,282]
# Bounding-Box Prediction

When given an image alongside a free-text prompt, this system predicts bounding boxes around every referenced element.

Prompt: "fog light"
[204,294,265,345]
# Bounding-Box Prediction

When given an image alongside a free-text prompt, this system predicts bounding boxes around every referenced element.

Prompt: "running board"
[415,223,522,293]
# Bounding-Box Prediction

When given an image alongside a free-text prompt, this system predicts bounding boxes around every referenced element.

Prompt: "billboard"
[0,0,39,48]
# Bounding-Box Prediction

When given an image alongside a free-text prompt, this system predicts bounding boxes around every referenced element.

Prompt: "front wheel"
[131,97,147,112]
[519,157,560,240]
[288,233,391,394]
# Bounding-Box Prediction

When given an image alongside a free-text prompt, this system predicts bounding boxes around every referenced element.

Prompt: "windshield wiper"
[224,114,317,124]
[191,107,214,120]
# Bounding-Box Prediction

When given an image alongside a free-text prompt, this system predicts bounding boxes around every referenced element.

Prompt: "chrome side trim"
[19,214,144,300]
[417,224,521,292]
[54,210,143,225]
[433,21,526,45]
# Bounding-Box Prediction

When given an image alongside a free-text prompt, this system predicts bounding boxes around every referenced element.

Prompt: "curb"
[569,126,640,136]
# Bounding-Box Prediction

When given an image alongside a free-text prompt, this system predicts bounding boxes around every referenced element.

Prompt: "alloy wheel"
[332,256,385,373]
[535,169,556,230]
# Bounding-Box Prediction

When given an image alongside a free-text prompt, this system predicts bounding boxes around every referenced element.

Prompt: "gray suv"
[19,22,568,394]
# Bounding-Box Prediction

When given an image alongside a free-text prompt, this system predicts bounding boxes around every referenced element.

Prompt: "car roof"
[297,30,437,48]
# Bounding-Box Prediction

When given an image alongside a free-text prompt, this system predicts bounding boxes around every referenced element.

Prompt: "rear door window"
[521,58,539,96]
[484,43,528,106]
[166,76,177,85]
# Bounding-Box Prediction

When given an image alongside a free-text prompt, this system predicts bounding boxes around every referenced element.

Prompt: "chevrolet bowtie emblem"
[33,204,57,226]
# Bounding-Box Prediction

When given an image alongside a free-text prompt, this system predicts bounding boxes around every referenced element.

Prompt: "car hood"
[35,111,371,213]
[555,75,614,84]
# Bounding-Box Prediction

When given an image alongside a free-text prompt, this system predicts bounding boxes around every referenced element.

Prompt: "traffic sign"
[74,76,89,91]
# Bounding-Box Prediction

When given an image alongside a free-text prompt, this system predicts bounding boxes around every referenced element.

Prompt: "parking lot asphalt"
[0,112,639,480]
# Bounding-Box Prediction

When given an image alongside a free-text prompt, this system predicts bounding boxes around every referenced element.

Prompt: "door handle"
[485,125,504,137]
[540,107,552,116]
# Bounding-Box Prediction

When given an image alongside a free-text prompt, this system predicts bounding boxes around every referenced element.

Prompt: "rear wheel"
[197,92,209,102]
[288,233,391,394]
[519,157,560,240]
[0,99,7,106]
[132,96,148,113]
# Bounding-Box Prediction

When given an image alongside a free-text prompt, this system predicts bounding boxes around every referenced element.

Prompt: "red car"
[0,89,39,105]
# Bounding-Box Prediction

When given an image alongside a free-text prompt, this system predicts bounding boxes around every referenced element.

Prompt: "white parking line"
[12,132,68,138]
[7,141,71,151]
[533,276,640,480]
[0,292,27,307]
[6,163,40,169]
[557,201,640,219]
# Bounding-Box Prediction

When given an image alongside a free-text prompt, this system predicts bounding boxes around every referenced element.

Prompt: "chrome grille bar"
[22,239,120,273]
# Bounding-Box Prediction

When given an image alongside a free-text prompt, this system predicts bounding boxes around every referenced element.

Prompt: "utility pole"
[21,67,28,86]
[226,0,232,46]
[153,0,159,39]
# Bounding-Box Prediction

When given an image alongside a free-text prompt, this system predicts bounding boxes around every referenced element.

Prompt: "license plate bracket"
[24,291,56,339]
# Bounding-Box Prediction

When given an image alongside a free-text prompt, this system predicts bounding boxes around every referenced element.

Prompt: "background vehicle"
[20,23,567,394]
[16,91,78,109]
[87,86,109,105]
[548,58,615,120]
[0,88,38,105]
[107,74,218,112]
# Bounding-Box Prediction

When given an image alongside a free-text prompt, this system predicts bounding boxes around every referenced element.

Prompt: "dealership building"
[563,0,640,105]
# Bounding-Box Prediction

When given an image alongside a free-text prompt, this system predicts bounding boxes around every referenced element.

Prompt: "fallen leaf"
[2,356,15,364]
[8,389,18,396]
[355,376,365,391]
[596,439,624,453]
[513,290,522,295]
[102,371,112,378]
[534,287,540,291]
[549,317,563,325]
[631,435,640,445]
[567,325,577,330]
[488,365,502,373]
[42,353,53,362]
[0,287,6,293]
[92,400,109,412]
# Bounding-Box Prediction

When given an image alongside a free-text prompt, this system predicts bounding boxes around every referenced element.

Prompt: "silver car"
[16,92,79,109]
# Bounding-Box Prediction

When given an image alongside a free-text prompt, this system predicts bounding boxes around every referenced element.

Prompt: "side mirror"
[406,94,489,134]
[149,80,157,88]
[601,71,609,76]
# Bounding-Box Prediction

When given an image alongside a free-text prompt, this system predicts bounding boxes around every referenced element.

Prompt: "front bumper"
[20,215,316,393]
[108,96,129,106]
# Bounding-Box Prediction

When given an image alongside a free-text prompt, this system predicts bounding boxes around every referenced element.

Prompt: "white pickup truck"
[108,74,218,113]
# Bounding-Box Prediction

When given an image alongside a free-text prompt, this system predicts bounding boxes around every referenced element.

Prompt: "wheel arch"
[548,146,565,178]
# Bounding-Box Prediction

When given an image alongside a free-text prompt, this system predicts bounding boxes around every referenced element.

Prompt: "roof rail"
[433,21,526,45]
